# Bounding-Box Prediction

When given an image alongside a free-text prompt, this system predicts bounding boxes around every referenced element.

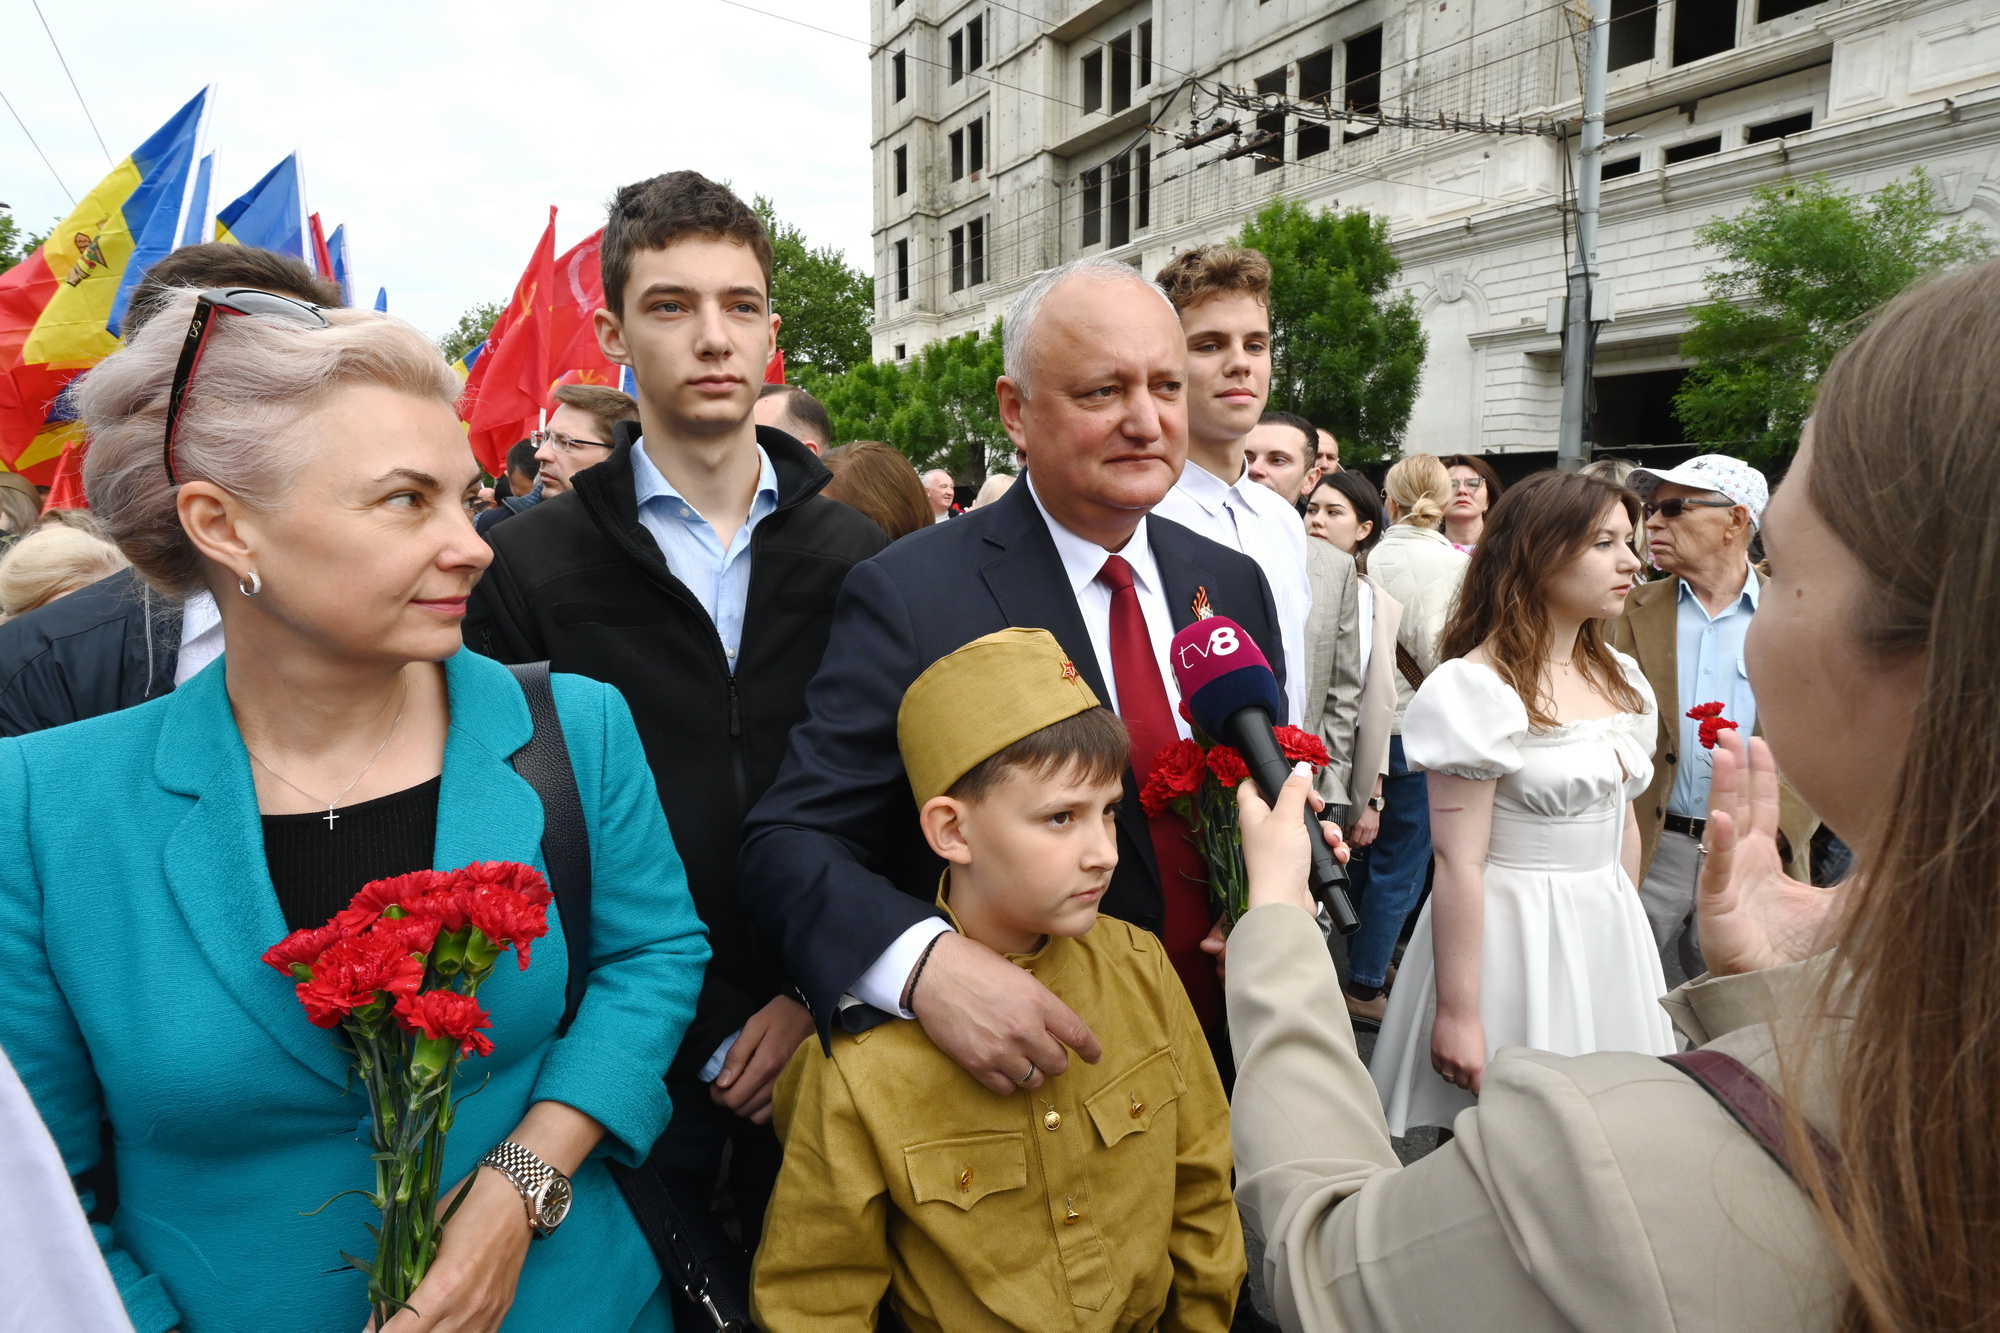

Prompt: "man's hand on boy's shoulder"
[910,934,1103,1096]
[710,994,817,1125]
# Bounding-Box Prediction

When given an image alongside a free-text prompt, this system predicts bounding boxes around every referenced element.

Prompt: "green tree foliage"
[756,196,875,378]
[437,301,502,365]
[0,206,52,276]
[802,321,1009,478]
[1236,199,1426,464]
[1675,170,1989,463]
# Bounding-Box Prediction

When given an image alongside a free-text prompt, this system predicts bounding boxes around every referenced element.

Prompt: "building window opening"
[967,15,984,73]
[1607,0,1656,70]
[1109,153,1132,247]
[1345,27,1383,140]
[1600,154,1642,180]
[895,343,907,360]
[1138,21,1153,86]
[1663,134,1722,164]
[950,30,964,82]
[950,128,965,180]
[950,225,966,291]
[1081,166,1103,246]
[895,239,910,302]
[1745,110,1812,142]
[1136,145,1151,229]
[969,216,986,285]
[1111,31,1134,112]
[1253,67,1286,173]
[1672,0,1738,66]
[1297,48,1333,157]
[970,117,985,174]
[1082,49,1104,112]
[1756,0,1821,19]
[894,51,908,100]
[894,145,908,195]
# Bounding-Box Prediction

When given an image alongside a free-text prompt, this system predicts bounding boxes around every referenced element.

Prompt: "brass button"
[1044,1109,1062,1131]
[1129,1093,1145,1119]
[958,1167,973,1192]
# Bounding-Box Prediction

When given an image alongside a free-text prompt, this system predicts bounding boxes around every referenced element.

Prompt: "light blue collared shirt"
[1668,566,1760,818]
[630,438,780,670]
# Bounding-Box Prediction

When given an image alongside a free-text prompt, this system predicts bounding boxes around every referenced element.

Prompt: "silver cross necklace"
[248,676,410,830]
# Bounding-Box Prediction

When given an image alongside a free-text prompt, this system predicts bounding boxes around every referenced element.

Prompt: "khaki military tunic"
[753,914,1245,1332]
[1227,902,1845,1332]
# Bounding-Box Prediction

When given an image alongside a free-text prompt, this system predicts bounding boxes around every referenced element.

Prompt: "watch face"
[539,1176,573,1230]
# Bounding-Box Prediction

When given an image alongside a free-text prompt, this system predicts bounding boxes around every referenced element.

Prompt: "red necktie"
[1096,554,1222,1031]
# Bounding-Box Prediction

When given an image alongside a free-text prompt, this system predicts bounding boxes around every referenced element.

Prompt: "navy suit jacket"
[737,477,1286,1037]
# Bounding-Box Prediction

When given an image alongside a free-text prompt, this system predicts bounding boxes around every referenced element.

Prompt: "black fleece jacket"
[464,423,888,1078]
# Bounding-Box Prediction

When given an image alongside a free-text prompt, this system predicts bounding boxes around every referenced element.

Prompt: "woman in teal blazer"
[0,293,709,1331]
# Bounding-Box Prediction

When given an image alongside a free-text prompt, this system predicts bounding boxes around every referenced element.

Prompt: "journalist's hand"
[1237,764,1345,915]
[709,994,815,1125]
[1697,730,1838,976]
[911,932,1102,1095]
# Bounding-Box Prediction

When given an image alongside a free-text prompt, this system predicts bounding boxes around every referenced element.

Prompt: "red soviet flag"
[459,208,616,476]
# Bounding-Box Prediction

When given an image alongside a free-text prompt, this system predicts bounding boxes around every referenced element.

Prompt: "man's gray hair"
[1001,255,1177,397]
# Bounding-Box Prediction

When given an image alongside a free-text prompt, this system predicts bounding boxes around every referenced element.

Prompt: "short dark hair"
[1441,453,1504,503]
[759,383,833,447]
[601,172,773,316]
[1258,409,1317,457]
[551,383,637,444]
[505,438,540,482]
[1314,468,1387,559]
[125,243,343,334]
[946,706,1130,804]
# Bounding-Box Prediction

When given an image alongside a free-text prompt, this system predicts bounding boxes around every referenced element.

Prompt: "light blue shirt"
[1668,567,1760,818]
[630,438,780,670]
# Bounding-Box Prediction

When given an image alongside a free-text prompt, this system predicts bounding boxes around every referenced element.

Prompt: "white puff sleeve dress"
[1368,655,1676,1135]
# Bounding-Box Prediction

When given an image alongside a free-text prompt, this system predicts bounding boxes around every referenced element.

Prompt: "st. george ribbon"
[1168,613,1360,933]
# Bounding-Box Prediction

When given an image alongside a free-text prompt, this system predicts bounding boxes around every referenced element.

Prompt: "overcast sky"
[0,0,874,339]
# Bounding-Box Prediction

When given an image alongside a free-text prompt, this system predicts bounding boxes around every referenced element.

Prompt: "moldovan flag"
[0,88,209,484]
[216,154,306,258]
[458,208,616,475]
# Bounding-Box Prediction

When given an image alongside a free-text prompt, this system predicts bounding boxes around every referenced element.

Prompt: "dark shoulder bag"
[506,663,757,1333]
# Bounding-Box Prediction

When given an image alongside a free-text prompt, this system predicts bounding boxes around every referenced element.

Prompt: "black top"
[0,567,183,738]
[263,776,441,933]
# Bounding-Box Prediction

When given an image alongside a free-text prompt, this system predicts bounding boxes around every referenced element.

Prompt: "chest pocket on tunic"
[1085,1048,1186,1147]
[905,1132,1027,1210]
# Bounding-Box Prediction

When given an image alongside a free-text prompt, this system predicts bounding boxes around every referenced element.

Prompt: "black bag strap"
[506,662,593,1035]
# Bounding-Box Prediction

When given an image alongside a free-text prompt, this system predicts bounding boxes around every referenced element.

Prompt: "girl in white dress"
[1371,472,1676,1135]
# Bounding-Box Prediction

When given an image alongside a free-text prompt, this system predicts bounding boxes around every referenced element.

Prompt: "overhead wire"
[0,83,76,205]
[31,0,112,167]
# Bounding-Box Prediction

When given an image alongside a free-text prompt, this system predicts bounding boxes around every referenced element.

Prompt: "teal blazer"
[0,649,710,1332]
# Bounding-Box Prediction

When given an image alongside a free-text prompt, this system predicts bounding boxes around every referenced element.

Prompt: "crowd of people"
[0,165,1993,1333]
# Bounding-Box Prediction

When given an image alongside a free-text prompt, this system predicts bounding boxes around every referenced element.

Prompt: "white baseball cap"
[1628,454,1769,527]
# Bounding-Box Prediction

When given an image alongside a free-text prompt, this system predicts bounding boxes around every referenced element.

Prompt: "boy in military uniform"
[751,627,1244,1332]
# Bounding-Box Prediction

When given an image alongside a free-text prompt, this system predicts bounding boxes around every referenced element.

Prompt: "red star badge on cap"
[1060,660,1079,682]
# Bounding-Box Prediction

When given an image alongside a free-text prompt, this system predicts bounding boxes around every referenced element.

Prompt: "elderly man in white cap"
[1607,454,1817,980]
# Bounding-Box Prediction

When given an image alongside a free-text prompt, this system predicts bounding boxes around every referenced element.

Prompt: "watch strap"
[480,1140,565,1235]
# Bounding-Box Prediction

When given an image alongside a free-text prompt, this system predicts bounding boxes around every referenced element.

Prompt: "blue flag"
[216,154,305,259]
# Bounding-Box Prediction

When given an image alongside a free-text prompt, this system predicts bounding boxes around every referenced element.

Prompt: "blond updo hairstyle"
[77,289,460,597]
[0,524,128,619]
[1383,452,1451,528]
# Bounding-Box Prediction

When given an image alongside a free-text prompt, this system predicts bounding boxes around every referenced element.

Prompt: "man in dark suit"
[738,255,1285,1095]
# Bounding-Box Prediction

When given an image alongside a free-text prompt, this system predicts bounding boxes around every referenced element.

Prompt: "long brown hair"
[1787,259,2000,1331]
[1437,471,1644,728]
[822,442,932,541]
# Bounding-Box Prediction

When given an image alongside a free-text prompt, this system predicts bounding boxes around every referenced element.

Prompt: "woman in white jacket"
[1339,455,1468,1026]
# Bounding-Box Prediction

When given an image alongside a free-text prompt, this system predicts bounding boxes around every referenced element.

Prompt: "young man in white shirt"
[1149,245,1313,723]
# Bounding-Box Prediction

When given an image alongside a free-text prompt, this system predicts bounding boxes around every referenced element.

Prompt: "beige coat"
[1227,902,1844,1332]
[1300,539,1363,808]
[1347,575,1403,817]
[1606,573,1817,883]
[1363,525,1467,732]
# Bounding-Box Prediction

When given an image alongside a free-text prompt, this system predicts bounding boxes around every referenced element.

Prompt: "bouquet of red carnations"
[1687,701,1740,749]
[261,862,552,1327]
[1140,725,1331,923]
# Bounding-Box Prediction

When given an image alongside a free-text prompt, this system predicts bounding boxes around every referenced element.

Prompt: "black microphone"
[1167,614,1358,934]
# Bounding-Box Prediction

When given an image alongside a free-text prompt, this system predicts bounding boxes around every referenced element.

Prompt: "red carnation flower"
[456,861,554,904]
[333,870,455,935]
[1140,739,1206,817]
[262,923,345,978]
[1206,745,1250,788]
[369,913,442,960]
[1686,701,1725,721]
[464,883,552,970]
[295,934,426,1029]
[394,989,495,1059]
[1274,725,1332,769]
[1686,702,1739,750]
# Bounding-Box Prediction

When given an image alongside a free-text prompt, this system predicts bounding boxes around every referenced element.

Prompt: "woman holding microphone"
[1226,260,2000,1329]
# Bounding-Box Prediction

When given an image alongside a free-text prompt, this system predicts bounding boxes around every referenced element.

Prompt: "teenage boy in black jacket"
[464,172,886,1295]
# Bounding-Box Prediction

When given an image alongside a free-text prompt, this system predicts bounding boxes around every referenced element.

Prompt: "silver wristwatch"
[479,1140,573,1237]
[1366,795,1387,812]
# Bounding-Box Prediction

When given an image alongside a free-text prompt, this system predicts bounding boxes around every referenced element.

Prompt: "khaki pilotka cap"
[897,627,1103,807]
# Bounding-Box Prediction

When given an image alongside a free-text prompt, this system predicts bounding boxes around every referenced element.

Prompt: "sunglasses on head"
[1643,497,1737,519]
[164,288,331,483]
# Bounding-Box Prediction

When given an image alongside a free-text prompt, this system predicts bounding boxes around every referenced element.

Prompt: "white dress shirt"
[1151,457,1311,724]
[173,590,224,686]
[848,475,1191,1017]
[631,439,780,669]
